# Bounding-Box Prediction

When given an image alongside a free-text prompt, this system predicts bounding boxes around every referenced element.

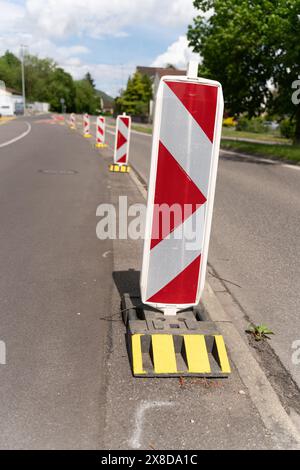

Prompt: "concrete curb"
[202,283,300,448]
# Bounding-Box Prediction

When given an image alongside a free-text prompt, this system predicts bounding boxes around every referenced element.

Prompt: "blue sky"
[0,0,199,96]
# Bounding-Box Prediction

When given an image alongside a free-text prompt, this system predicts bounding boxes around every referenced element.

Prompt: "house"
[0,82,24,116]
[136,66,186,121]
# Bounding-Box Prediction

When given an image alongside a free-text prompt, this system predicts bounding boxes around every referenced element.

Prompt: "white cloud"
[0,1,198,95]
[25,0,196,38]
[152,35,200,69]
[63,60,136,97]
[0,0,25,31]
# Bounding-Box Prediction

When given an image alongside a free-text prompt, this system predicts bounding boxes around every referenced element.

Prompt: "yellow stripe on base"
[214,335,231,374]
[131,334,146,375]
[183,335,211,373]
[152,335,177,374]
[109,164,130,173]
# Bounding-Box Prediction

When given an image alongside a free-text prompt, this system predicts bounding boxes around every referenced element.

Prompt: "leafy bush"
[280,119,296,139]
[236,116,266,133]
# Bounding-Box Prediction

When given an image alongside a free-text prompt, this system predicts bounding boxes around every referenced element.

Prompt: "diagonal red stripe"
[150,142,206,249]
[166,81,218,143]
[120,117,129,127]
[147,255,201,304]
[98,126,104,135]
[117,131,127,150]
[118,154,127,163]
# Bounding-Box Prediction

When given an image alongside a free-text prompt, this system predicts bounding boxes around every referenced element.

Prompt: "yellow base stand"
[109,164,131,173]
[122,295,231,378]
[130,333,231,377]
[84,134,92,138]
[95,143,108,148]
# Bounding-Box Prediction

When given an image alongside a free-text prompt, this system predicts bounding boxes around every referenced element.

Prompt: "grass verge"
[221,139,300,163]
[222,127,290,144]
[132,124,152,135]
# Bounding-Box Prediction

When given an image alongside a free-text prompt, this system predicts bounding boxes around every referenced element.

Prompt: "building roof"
[137,66,186,80]
[6,87,22,95]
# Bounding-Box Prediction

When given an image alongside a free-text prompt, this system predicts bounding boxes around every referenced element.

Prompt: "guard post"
[109,113,131,173]
[123,62,231,377]
[95,116,108,148]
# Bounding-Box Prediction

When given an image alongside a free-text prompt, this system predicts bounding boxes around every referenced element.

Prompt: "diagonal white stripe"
[160,83,213,198]
[118,118,129,139]
[116,142,128,161]
[145,204,205,301]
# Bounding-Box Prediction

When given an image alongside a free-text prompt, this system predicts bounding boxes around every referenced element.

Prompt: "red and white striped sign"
[96,116,106,144]
[83,113,90,136]
[70,113,76,128]
[114,114,131,165]
[140,73,224,311]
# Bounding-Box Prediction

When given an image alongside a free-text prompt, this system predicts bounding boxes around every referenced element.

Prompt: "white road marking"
[129,401,174,449]
[0,121,32,148]
[102,251,112,258]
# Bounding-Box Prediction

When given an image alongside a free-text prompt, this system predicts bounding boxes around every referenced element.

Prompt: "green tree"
[84,72,96,89]
[24,55,55,101]
[115,72,153,117]
[22,55,76,111]
[188,0,300,142]
[0,50,103,114]
[74,78,99,114]
[45,67,76,112]
[0,51,22,91]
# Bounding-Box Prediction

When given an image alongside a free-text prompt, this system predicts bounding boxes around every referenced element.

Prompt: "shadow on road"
[113,269,141,299]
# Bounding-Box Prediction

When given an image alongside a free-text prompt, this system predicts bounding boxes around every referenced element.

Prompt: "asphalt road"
[0,114,299,450]
[104,123,300,390]
[0,116,113,449]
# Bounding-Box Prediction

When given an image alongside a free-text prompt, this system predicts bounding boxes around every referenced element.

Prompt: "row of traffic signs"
[69,112,131,168]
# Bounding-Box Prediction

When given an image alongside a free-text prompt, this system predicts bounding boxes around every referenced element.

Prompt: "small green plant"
[246,324,274,341]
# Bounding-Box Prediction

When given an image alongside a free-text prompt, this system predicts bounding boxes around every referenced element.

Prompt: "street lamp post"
[20,45,27,116]
[60,98,65,114]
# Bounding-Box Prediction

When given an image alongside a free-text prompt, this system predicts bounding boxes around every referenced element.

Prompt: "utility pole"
[20,45,27,116]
